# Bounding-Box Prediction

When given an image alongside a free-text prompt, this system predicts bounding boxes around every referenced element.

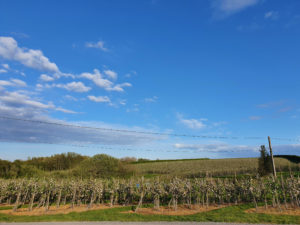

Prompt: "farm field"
[0,154,299,223]
[133,157,299,177]
[0,174,299,223]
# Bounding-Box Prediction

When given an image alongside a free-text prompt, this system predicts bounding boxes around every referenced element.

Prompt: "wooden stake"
[268,136,277,178]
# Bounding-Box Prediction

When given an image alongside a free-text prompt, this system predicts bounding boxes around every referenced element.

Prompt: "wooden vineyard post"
[268,136,277,178]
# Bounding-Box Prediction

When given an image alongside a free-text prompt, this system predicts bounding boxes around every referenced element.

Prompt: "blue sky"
[0,0,300,160]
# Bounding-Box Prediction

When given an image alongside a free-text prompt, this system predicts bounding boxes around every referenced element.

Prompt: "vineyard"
[0,174,299,215]
[134,157,299,177]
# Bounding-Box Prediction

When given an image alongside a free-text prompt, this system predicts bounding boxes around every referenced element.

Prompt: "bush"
[73,154,134,178]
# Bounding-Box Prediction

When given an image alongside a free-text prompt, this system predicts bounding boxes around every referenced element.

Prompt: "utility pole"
[268,136,277,178]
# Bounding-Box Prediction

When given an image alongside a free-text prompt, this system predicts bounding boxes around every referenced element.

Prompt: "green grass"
[134,157,299,177]
[0,204,299,223]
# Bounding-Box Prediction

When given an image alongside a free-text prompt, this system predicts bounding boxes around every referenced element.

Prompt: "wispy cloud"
[39,74,54,82]
[9,32,30,39]
[257,100,285,108]
[212,0,260,18]
[0,88,75,116]
[278,107,292,113]
[85,41,108,52]
[174,143,258,153]
[80,69,132,92]
[2,64,9,69]
[37,82,90,93]
[265,11,279,20]
[174,142,300,156]
[104,70,118,80]
[0,78,27,87]
[0,69,7,74]
[63,95,78,101]
[55,81,91,93]
[125,70,137,78]
[177,114,207,129]
[257,100,294,114]
[126,104,139,113]
[88,95,111,103]
[0,99,160,146]
[145,96,158,103]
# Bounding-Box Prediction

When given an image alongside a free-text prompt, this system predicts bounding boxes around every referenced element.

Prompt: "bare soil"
[124,204,226,216]
[0,204,122,216]
[245,204,300,216]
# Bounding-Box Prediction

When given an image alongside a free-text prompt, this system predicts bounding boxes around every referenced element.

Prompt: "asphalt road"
[0,222,294,225]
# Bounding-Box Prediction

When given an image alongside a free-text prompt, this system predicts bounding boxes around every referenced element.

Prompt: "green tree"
[258,145,272,176]
[74,154,131,178]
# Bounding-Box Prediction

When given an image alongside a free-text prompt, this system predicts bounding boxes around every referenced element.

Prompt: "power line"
[0,138,208,154]
[0,138,266,154]
[0,115,299,142]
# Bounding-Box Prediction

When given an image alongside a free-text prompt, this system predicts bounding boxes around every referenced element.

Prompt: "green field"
[134,157,299,177]
[0,204,299,224]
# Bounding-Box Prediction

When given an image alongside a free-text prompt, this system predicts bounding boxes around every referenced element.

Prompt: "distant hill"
[274,155,300,164]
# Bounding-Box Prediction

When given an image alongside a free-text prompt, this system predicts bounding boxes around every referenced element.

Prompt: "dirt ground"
[124,204,226,216]
[0,204,122,216]
[245,204,300,216]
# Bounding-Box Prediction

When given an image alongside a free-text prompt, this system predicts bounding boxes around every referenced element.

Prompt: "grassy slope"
[134,157,299,177]
[0,204,299,224]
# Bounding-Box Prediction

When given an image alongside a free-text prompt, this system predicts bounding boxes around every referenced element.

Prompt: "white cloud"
[104,70,118,80]
[0,78,27,87]
[145,96,158,103]
[0,69,7,74]
[85,41,108,52]
[178,114,207,129]
[173,142,300,156]
[119,99,127,105]
[0,90,54,110]
[105,82,132,92]
[39,74,54,82]
[35,83,43,91]
[0,89,76,116]
[265,11,279,20]
[55,107,77,114]
[10,79,27,87]
[80,69,132,92]
[181,118,206,129]
[125,70,137,78]
[55,81,91,93]
[64,95,78,101]
[212,0,260,17]
[0,36,59,72]
[0,90,159,146]
[174,143,258,152]
[53,71,75,79]
[88,95,111,103]
[2,64,9,69]
[80,69,113,89]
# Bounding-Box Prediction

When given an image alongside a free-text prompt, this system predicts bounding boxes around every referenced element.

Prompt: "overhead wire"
[0,115,299,142]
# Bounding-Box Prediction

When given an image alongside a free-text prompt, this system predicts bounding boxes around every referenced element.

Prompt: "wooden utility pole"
[268,136,277,178]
